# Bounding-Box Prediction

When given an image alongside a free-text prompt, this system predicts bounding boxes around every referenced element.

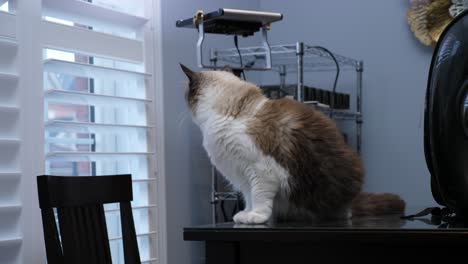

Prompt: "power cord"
[234,35,246,80]
[310,46,340,118]
[231,201,238,221]
[220,200,228,222]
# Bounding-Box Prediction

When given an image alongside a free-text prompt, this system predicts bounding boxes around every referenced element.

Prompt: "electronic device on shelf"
[261,84,351,109]
[176,8,283,70]
[176,8,283,36]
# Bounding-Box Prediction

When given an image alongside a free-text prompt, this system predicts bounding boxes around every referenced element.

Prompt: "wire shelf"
[304,102,362,121]
[213,43,360,72]
[213,192,240,202]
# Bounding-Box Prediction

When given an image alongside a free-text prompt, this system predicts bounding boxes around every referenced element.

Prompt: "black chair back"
[37,174,141,264]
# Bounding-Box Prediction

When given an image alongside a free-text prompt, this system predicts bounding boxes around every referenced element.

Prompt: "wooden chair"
[37,174,141,264]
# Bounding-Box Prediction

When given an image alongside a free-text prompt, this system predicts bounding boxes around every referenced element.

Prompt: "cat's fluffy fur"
[180,64,405,224]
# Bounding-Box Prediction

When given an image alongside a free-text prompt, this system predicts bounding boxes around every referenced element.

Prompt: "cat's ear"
[180,63,198,82]
[221,65,234,74]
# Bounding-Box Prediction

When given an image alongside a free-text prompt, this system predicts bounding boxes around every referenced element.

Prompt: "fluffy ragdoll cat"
[180,64,405,225]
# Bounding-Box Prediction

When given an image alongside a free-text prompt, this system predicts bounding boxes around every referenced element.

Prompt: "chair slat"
[41,208,64,264]
[89,205,112,263]
[121,201,142,264]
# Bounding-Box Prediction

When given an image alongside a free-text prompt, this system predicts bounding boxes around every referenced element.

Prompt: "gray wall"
[161,1,437,263]
[257,0,436,207]
[159,1,259,264]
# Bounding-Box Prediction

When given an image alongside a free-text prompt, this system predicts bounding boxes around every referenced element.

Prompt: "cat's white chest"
[200,115,258,189]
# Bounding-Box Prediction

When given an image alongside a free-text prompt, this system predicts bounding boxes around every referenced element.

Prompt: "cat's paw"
[233,211,249,224]
[233,211,269,224]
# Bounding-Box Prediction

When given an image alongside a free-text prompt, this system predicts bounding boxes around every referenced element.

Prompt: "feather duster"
[407,0,452,46]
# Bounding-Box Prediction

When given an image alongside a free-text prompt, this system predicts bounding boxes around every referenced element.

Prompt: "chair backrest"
[37,174,141,264]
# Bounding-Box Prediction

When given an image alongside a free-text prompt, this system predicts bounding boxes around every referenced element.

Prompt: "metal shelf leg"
[296,42,304,102]
[211,166,218,224]
[279,65,286,97]
[356,61,364,155]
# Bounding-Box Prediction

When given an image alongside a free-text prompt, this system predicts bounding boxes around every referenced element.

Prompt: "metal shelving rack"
[208,42,364,223]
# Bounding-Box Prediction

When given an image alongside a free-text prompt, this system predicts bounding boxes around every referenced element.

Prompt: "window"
[1,0,160,263]
[44,49,156,263]
[41,0,157,262]
[0,1,9,12]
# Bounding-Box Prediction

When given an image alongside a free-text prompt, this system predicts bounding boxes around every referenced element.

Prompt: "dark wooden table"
[184,213,468,263]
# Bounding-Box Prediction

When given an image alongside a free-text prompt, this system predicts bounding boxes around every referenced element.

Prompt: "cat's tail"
[351,192,405,217]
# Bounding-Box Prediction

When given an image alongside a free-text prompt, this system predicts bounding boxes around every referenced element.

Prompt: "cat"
[180,64,405,224]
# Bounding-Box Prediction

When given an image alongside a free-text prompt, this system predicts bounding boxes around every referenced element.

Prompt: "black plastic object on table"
[424,10,468,216]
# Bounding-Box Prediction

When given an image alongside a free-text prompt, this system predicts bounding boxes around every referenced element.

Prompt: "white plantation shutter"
[0,0,162,263]
[41,1,158,263]
[0,2,22,264]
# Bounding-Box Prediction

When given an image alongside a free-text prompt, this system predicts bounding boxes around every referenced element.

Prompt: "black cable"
[220,200,228,222]
[310,46,340,118]
[234,35,246,80]
[231,201,238,221]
